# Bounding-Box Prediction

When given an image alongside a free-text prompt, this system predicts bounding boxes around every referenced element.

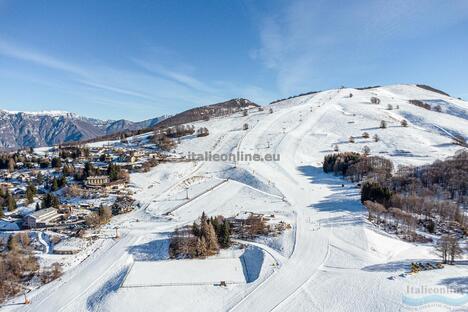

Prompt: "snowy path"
[229,91,337,312]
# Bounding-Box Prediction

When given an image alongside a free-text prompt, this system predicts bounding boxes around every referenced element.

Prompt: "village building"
[112,196,134,214]
[85,175,109,187]
[23,208,61,228]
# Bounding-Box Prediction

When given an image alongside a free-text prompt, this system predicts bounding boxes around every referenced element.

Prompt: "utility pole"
[185,186,189,199]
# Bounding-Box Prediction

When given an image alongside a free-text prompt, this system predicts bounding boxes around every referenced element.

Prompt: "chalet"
[85,175,109,187]
[23,208,61,228]
[112,196,134,214]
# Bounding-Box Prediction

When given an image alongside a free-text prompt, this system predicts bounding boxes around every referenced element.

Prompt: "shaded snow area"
[4,85,467,312]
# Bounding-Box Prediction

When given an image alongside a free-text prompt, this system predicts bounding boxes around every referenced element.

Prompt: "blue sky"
[0,0,467,121]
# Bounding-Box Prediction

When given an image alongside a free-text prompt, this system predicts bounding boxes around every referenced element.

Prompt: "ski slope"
[4,84,467,312]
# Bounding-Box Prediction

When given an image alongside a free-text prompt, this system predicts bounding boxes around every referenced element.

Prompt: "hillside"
[155,98,258,128]
[4,84,467,312]
[0,110,165,149]
[74,98,258,145]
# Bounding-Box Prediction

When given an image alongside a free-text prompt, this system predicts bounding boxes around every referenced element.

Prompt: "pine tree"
[200,212,208,237]
[42,193,60,208]
[108,163,121,181]
[205,222,219,254]
[196,237,208,257]
[52,178,59,191]
[51,157,62,168]
[59,175,67,188]
[26,184,36,204]
[192,221,200,237]
[211,217,220,236]
[220,220,231,248]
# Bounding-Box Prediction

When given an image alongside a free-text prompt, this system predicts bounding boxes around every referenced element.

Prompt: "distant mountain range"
[0,110,166,149]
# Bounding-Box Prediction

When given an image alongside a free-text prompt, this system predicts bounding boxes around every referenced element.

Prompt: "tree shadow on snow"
[87,266,129,311]
[298,165,364,215]
[319,213,363,227]
[361,260,410,273]
[297,165,348,188]
[127,238,170,261]
[439,276,468,289]
[240,246,264,283]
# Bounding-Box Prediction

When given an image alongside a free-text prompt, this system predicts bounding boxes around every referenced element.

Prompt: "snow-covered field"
[123,257,246,287]
[3,84,467,312]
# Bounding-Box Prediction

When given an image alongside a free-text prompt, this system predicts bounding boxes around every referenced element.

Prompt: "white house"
[23,208,61,228]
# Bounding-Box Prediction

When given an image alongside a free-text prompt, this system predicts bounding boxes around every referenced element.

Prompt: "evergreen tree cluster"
[169,212,231,259]
[50,175,67,191]
[323,152,393,182]
[361,181,391,206]
[323,152,362,176]
[41,193,60,209]
[0,189,16,214]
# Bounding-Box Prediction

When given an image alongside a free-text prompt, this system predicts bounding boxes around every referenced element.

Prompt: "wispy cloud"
[0,39,85,75]
[132,58,217,94]
[252,0,468,95]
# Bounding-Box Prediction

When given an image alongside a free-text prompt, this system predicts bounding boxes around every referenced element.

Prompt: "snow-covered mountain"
[8,84,468,311]
[0,110,165,149]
